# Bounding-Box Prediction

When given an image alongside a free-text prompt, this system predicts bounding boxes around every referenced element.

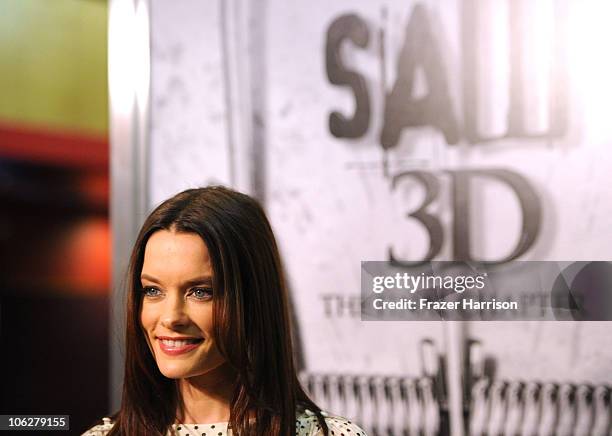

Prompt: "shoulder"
[297,409,368,436]
[81,417,114,436]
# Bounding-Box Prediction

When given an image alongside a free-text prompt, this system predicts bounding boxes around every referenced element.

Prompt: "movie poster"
[147,0,612,434]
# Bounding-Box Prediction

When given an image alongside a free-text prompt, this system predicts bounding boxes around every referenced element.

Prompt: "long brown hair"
[108,186,328,435]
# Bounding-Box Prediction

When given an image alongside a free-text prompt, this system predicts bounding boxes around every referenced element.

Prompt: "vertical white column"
[108,0,151,412]
[446,321,465,436]
[219,0,257,196]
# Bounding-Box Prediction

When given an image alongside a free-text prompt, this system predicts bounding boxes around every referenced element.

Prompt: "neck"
[176,362,237,424]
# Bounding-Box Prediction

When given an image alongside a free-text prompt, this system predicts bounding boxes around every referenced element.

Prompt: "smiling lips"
[157,336,204,356]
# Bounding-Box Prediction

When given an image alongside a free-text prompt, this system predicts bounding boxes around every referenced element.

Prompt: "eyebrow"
[140,273,213,288]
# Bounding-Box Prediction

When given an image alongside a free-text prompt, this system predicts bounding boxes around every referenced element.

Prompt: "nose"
[160,292,190,329]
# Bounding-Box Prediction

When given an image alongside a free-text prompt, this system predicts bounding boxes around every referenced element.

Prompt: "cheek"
[140,302,156,333]
[138,303,157,358]
[193,305,214,336]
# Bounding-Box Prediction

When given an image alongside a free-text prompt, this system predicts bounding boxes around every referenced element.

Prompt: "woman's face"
[140,229,225,379]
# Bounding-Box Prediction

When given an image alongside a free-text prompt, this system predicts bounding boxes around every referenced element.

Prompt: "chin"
[157,361,199,379]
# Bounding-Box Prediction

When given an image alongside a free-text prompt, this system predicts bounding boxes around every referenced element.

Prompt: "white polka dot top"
[81,409,367,436]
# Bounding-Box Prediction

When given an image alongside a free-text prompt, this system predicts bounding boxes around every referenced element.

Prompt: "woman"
[83,186,366,435]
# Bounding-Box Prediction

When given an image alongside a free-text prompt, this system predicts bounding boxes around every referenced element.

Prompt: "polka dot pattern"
[81,410,368,435]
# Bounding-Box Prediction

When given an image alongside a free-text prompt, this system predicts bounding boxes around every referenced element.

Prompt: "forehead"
[142,230,212,276]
